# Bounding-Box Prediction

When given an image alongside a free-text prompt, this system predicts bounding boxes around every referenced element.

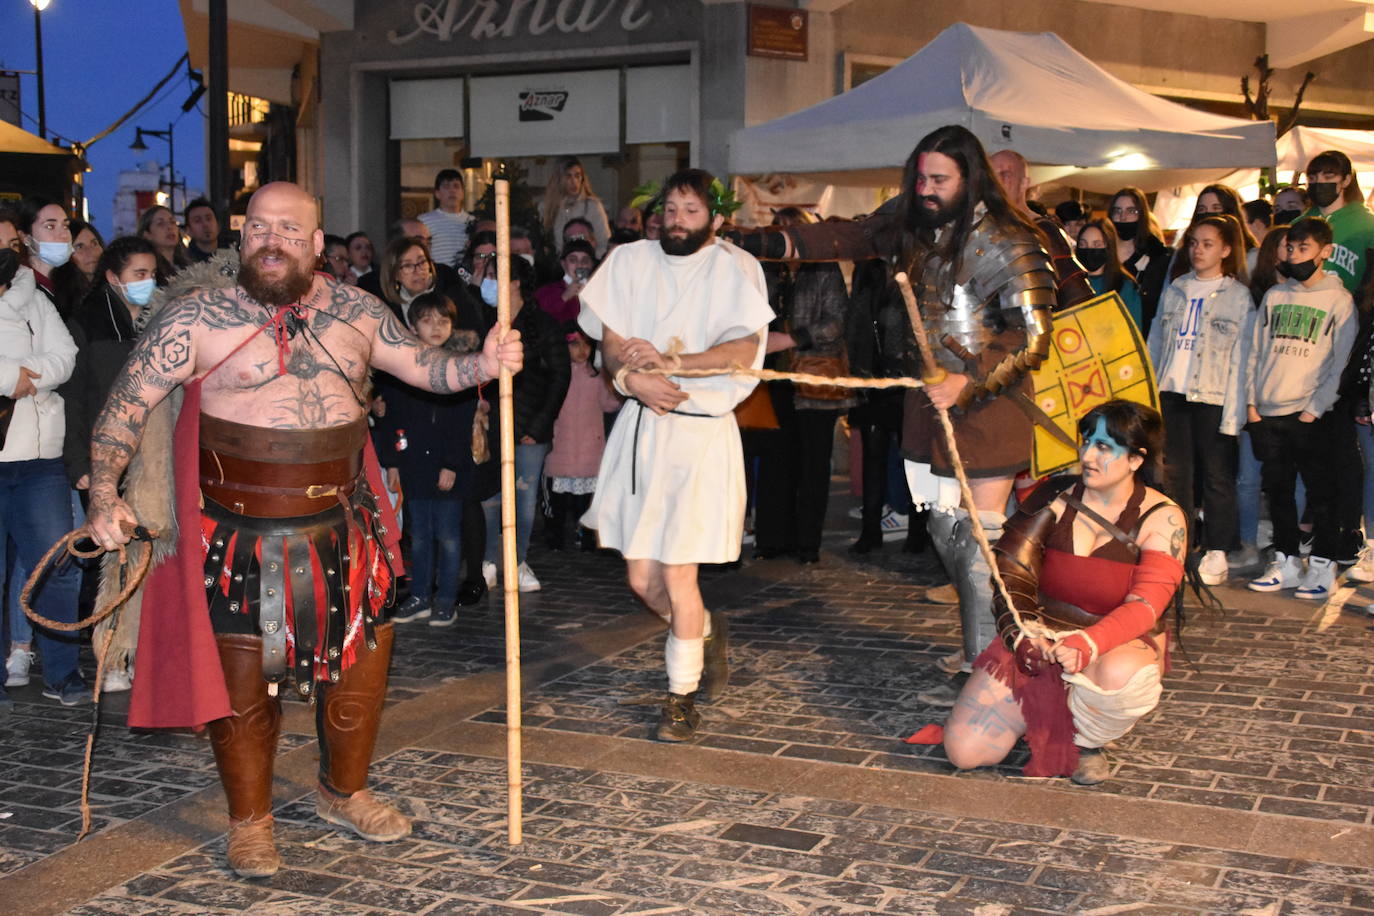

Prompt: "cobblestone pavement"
[63,751,1374,915]
[504,546,1374,828]
[3,499,1374,913]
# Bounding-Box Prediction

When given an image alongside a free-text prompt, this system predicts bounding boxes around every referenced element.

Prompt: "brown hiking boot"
[655,692,701,742]
[227,816,280,878]
[316,784,412,841]
[1071,748,1111,786]
[701,611,730,701]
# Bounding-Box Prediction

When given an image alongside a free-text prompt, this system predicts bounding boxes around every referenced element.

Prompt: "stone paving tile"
[67,749,1374,915]
[0,543,684,880]
[503,546,1374,826]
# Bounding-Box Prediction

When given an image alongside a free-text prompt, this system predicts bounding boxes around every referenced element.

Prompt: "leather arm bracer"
[991,477,1075,673]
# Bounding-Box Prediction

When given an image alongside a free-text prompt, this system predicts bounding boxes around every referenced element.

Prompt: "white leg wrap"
[665,633,704,696]
[1064,665,1163,749]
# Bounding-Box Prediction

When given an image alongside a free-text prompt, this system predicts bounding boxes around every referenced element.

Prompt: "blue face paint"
[1081,416,1128,465]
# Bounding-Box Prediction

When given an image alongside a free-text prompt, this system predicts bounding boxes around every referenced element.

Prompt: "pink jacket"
[546,362,622,478]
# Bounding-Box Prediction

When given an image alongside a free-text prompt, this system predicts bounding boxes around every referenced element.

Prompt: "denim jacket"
[1147,272,1253,435]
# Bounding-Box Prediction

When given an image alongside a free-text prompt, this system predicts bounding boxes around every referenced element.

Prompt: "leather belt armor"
[917,214,1056,410]
[198,414,387,693]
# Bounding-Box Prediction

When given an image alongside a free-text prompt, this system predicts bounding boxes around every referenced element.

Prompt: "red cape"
[128,380,402,730]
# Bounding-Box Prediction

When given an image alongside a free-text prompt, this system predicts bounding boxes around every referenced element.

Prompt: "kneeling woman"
[943,400,1186,785]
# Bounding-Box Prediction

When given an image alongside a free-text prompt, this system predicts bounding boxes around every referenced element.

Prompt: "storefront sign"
[389,0,653,46]
[747,5,808,61]
[469,69,620,157]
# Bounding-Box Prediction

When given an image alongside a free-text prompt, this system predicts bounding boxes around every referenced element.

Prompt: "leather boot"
[206,634,282,879]
[951,510,1005,663]
[314,622,411,842]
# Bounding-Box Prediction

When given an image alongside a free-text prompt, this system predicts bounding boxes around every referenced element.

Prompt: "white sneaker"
[880,509,910,540]
[1227,543,1260,569]
[1346,539,1374,583]
[1295,556,1336,600]
[5,649,35,687]
[517,562,541,592]
[482,561,497,589]
[1249,552,1303,592]
[1198,550,1228,586]
[102,668,132,693]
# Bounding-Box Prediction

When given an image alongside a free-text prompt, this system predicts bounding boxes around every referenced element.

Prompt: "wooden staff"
[893,272,1020,621]
[495,179,524,845]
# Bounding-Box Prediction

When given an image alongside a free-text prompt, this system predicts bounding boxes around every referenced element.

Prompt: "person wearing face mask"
[1245,217,1358,599]
[1107,188,1170,334]
[0,206,24,259]
[1270,185,1308,232]
[51,220,105,320]
[473,256,570,594]
[15,196,75,302]
[1148,215,1253,588]
[1299,152,1374,577]
[535,239,596,324]
[1076,219,1143,329]
[0,247,85,707]
[58,236,160,693]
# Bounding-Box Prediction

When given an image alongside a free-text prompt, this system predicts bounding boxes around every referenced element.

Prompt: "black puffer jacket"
[60,285,139,486]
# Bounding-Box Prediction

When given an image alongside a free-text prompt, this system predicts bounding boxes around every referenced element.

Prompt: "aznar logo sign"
[518,90,569,121]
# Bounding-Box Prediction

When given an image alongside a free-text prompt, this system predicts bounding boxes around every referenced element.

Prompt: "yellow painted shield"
[1029,291,1158,478]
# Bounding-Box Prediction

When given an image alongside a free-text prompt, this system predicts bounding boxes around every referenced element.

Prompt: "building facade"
[188,0,1374,240]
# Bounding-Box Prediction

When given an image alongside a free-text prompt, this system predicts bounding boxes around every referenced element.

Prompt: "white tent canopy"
[1152,127,1374,231]
[728,23,1276,186]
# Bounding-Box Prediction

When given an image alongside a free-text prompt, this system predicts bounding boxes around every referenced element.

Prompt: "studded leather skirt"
[198,415,396,695]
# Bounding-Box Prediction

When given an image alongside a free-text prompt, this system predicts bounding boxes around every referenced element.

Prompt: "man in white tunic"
[578,169,774,741]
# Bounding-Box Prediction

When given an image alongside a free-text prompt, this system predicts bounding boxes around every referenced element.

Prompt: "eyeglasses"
[474,251,497,262]
[397,259,430,274]
[1108,206,1140,218]
[244,221,310,248]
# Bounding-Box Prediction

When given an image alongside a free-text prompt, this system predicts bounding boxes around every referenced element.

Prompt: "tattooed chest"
[201,338,371,429]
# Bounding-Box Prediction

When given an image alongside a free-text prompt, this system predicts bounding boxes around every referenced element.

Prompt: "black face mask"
[1111,219,1138,241]
[1278,258,1318,282]
[1273,208,1303,226]
[1076,247,1109,272]
[1308,182,1341,209]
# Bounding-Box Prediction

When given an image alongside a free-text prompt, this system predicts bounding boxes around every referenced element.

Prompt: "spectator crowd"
[5,144,1374,716]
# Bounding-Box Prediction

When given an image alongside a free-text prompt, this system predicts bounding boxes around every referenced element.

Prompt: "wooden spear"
[893,271,1017,612]
[495,179,524,845]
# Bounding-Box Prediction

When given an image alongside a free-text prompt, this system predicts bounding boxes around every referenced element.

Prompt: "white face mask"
[480,276,499,306]
[36,240,72,268]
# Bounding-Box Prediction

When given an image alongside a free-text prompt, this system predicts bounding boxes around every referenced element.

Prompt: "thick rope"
[19,524,160,839]
[625,330,1056,646]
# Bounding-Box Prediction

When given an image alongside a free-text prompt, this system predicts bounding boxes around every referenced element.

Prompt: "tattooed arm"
[86,298,200,548]
[369,305,523,393]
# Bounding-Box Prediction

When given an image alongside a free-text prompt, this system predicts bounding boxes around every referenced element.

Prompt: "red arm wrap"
[1059,549,1183,662]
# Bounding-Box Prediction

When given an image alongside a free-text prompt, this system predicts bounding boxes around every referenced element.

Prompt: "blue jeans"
[1359,421,1374,535]
[407,498,462,607]
[483,442,549,566]
[0,459,80,688]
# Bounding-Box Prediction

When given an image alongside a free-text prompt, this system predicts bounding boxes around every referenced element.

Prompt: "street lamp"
[131,124,182,211]
[30,0,50,141]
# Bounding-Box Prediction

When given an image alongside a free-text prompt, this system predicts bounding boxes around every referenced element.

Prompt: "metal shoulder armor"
[955,218,1055,409]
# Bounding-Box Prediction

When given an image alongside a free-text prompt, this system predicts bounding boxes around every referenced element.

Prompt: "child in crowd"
[1147,215,1252,587]
[1245,217,1359,599]
[376,293,474,626]
[544,326,621,550]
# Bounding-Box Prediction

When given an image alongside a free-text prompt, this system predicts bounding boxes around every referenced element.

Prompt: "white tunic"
[578,238,774,563]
